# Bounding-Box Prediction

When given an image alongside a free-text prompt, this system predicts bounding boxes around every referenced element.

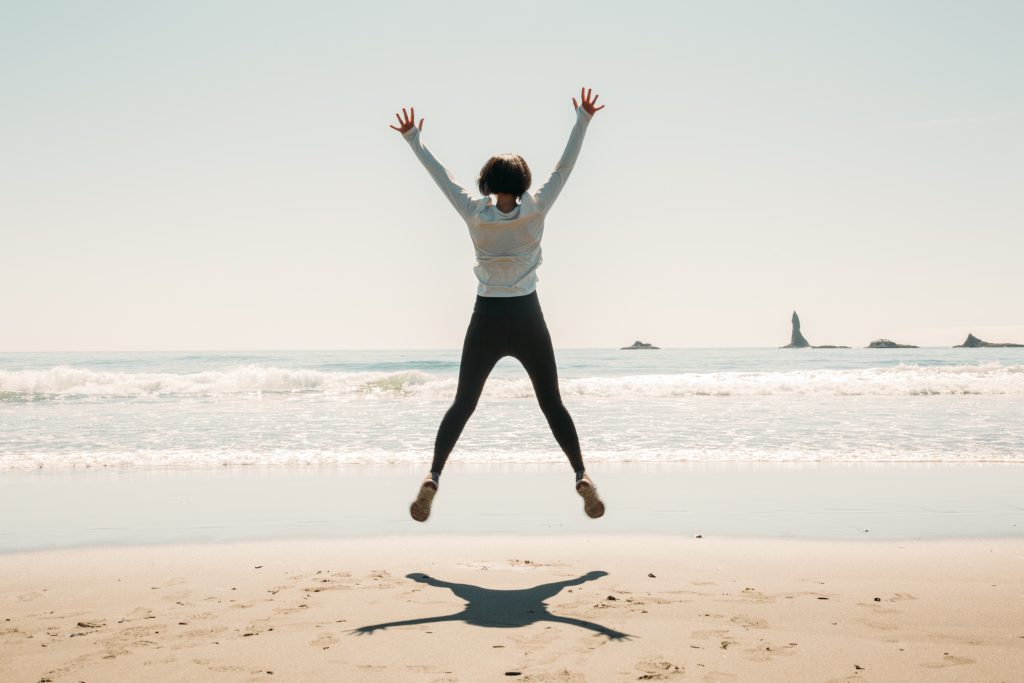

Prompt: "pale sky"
[2,1,1022,351]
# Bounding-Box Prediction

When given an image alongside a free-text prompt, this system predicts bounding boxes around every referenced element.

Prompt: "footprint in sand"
[112,625,163,639]
[303,577,357,594]
[161,591,192,604]
[521,670,587,682]
[363,570,401,589]
[154,576,189,588]
[858,594,915,611]
[311,632,339,649]
[690,628,732,641]
[272,603,310,616]
[729,615,768,630]
[635,595,674,606]
[183,611,217,622]
[744,642,798,662]
[736,588,774,604]
[858,617,901,631]
[101,645,132,660]
[239,618,274,637]
[169,625,228,650]
[920,654,975,668]
[635,658,684,679]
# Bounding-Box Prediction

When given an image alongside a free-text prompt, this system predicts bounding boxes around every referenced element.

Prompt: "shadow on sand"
[352,570,631,640]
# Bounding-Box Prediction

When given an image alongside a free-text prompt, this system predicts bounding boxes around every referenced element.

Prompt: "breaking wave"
[3,363,1024,400]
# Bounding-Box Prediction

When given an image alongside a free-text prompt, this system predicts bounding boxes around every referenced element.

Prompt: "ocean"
[1,348,1022,469]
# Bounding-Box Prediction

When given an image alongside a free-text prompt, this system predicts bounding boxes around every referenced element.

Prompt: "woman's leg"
[511,301,586,475]
[431,310,504,476]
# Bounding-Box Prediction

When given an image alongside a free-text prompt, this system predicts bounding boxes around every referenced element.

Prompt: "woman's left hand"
[572,87,605,116]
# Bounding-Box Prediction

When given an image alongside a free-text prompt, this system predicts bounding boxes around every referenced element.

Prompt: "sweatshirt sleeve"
[533,106,593,213]
[401,126,480,221]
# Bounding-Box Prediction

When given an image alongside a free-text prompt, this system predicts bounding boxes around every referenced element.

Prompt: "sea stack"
[782,311,810,348]
[781,311,849,348]
[867,339,918,349]
[621,340,660,350]
[954,333,1024,348]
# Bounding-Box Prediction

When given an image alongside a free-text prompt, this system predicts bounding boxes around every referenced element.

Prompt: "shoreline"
[2,462,1022,553]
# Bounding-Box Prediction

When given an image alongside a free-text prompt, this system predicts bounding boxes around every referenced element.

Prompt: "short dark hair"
[477,154,531,198]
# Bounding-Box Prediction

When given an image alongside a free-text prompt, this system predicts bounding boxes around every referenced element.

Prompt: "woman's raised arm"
[533,87,605,213]
[391,106,480,221]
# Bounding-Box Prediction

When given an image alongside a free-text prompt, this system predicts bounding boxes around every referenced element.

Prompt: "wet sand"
[2,463,1023,552]
[2,536,1023,682]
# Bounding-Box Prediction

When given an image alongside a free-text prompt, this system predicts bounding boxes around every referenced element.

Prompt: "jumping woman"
[389,87,606,522]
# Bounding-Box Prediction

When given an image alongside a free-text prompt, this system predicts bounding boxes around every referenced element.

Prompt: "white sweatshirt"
[402,106,593,297]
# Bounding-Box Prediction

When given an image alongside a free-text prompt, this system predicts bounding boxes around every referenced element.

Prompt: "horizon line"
[2,345,1020,354]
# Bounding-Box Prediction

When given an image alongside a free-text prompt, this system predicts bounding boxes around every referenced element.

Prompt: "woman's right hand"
[572,87,605,116]
[389,107,424,134]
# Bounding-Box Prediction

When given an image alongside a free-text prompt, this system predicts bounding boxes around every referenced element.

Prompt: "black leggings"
[432,291,585,475]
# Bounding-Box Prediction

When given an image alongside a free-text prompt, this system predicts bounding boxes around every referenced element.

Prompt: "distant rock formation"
[781,311,849,349]
[954,333,1023,348]
[867,339,918,349]
[783,311,810,348]
[621,340,659,350]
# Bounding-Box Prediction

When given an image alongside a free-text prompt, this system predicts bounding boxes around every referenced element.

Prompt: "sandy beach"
[3,535,1023,682]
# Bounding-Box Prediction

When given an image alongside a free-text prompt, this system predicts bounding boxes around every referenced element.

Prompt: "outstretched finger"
[410,107,415,124]
[587,87,592,102]
[592,94,599,104]
[389,124,401,131]
[418,118,424,130]
[581,86,586,103]
[395,113,403,125]
[572,97,578,110]
[402,107,409,122]
[594,104,605,111]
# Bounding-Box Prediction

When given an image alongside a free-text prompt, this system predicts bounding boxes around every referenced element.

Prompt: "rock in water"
[867,339,919,349]
[782,311,810,348]
[955,333,1024,348]
[781,311,849,348]
[621,340,660,350]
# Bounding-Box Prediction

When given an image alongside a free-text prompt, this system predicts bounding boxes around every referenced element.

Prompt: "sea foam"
[2,363,1023,399]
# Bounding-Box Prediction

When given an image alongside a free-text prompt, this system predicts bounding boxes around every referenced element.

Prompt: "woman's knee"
[449,393,480,418]
[535,392,567,416]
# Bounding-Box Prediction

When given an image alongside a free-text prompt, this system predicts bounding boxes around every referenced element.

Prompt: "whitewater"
[1,349,1022,468]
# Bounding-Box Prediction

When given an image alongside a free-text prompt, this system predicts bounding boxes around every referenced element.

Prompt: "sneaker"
[575,473,605,519]
[409,476,437,522]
